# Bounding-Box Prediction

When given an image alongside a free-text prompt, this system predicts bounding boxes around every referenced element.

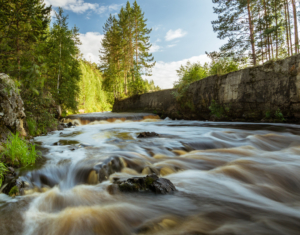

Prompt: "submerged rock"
[137,132,159,138]
[113,174,176,194]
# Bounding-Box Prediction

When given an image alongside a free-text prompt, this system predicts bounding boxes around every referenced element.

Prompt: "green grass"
[0,162,7,187]
[1,133,39,166]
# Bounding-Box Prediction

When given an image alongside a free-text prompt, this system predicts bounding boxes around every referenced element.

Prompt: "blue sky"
[46,0,225,88]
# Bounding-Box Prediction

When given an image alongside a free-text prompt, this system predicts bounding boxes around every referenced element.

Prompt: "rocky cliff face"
[0,73,26,142]
[113,54,300,122]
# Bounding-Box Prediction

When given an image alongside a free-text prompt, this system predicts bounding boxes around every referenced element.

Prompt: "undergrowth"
[0,162,7,187]
[209,100,229,118]
[1,133,39,166]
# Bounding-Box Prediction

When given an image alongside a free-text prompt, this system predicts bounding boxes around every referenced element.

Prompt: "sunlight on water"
[2,116,300,234]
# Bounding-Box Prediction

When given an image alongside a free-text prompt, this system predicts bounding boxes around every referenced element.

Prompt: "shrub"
[265,111,271,119]
[0,162,7,187]
[1,133,39,166]
[275,108,285,121]
[209,100,229,118]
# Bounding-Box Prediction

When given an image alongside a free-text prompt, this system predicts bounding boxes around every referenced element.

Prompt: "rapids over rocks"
[1,113,300,235]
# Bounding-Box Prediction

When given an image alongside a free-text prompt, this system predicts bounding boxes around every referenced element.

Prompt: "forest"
[0,0,159,136]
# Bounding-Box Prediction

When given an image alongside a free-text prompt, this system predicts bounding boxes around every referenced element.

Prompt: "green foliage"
[77,60,113,112]
[46,8,81,112]
[212,0,295,66]
[208,57,240,76]
[0,162,7,187]
[100,1,158,98]
[9,186,18,196]
[265,111,271,119]
[1,133,39,166]
[174,62,209,89]
[27,118,37,136]
[275,108,285,121]
[209,100,229,118]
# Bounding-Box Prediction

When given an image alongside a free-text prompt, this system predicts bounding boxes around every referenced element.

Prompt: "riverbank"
[113,54,300,123]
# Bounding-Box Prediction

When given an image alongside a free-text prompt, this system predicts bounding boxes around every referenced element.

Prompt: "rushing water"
[1,115,300,235]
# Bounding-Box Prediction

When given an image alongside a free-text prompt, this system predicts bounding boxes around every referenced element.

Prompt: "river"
[1,113,300,235]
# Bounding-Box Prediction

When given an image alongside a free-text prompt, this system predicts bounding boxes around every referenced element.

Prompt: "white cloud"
[165,29,187,41]
[78,32,104,64]
[153,25,162,31]
[156,38,161,42]
[144,54,211,89]
[45,0,122,14]
[167,44,176,48]
[149,43,161,53]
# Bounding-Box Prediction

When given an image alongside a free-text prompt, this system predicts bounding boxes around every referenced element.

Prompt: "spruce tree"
[46,8,81,113]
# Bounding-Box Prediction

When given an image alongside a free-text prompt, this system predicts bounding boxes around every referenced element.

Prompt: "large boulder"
[113,174,177,194]
[0,73,26,142]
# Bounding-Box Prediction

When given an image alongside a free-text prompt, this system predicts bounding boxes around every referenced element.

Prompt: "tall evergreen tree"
[46,8,81,113]
[0,0,51,83]
[100,1,156,97]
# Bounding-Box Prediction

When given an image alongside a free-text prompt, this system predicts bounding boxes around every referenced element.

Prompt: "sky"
[45,0,225,89]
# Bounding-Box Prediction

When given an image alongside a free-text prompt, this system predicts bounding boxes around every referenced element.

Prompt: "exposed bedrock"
[0,73,26,142]
[113,54,300,122]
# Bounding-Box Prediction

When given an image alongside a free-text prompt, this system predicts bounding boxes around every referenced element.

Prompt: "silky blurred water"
[1,116,300,235]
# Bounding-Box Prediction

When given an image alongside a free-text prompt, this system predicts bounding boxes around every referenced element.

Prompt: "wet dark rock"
[57,124,64,131]
[94,156,124,183]
[67,122,74,128]
[137,132,159,138]
[114,173,176,194]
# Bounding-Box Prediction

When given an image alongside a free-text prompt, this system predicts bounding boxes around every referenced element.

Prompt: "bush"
[275,108,285,121]
[209,100,229,118]
[0,162,7,187]
[1,133,39,166]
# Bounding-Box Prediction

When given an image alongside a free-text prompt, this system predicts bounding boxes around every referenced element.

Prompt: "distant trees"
[100,0,158,98]
[173,55,240,91]
[211,0,299,66]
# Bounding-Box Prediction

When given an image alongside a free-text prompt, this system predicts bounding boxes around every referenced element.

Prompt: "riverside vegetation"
[0,0,159,191]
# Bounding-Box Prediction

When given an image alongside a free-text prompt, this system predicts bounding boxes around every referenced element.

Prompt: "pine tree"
[212,0,256,65]
[100,1,157,97]
[46,8,81,113]
[0,0,51,83]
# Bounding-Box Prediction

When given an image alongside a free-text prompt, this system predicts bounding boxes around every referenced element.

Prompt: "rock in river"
[137,132,159,138]
[113,174,176,194]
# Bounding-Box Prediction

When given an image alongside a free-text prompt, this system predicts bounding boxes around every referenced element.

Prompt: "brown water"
[1,116,300,235]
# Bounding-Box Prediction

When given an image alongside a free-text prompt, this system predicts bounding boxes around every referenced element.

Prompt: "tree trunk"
[287,0,293,55]
[285,0,290,56]
[291,0,299,53]
[263,0,271,60]
[247,0,256,65]
[275,0,278,59]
